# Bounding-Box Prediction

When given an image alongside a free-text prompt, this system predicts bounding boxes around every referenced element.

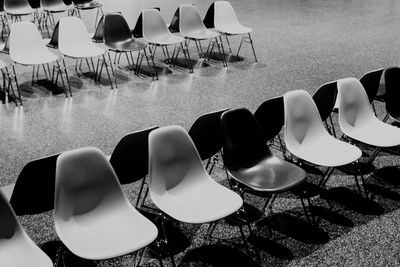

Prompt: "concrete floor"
[2,0,400,266]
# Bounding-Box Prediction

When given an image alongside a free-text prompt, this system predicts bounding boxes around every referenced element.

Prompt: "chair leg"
[135,176,147,208]
[101,54,114,89]
[318,166,335,187]
[225,34,232,54]
[10,64,22,106]
[180,42,193,73]
[62,58,72,97]
[262,193,277,214]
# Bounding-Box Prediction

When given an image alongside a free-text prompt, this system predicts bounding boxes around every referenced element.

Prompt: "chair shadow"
[373,166,400,187]
[225,202,264,225]
[309,205,354,227]
[140,210,191,259]
[179,243,261,267]
[365,183,400,201]
[321,187,384,215]
[40,240,96,267]
[248,235,294,260]
[256,213,330,244]
[336,162,375,176]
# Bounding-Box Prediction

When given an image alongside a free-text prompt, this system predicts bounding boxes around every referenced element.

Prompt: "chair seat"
[344,118,400,147]
[183,29,218,40]
[6,6,34,15]
[149,34,185,46]
[63,43,104,58]
[290,134,362,167]
[151,176,242,224]
[74,1,101,10]
[107,39,147,52]
[228,156,306,192]
[216,23,252,35]
[55,205,158,260]
[44,4,73,13]
[1,234,53,267]
[13,50,58,65]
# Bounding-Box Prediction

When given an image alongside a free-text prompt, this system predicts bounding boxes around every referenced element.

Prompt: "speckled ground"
[2,0,400,266]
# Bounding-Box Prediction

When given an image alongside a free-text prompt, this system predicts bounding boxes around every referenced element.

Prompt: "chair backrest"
[359,68,384,103]
[103,13,132,47]
[54,147,129,227]
[312,81,337,122]
[58,16,92,55]
[40,0,64,9]
[283,90,329,151]
[148,126,207,197]
[179,4,207,36]
[214,1,240,29]
[10,154,59,215]
[203,2,215,28]
[142,9,170,43]
[0,190,53,266]
[337,78,375,133]
[221,108,271,171]
[254,96,284,141]
[384,67,400,117]
[9,21,48,63]
[109,126,158,184]
[188,108,228,161]
[4,0,32,11]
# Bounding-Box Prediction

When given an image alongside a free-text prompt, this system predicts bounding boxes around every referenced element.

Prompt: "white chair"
[54,147,158,264]
[174,4,227,67]
[142,8,193,73]
[9,21,71,98]
[40,0,73,30]
[148,125,244,262]
[337,78,400,165]
[213,1,257,61]
[0,190,53,267]
[58,16,116,89]
[284,90,363,194]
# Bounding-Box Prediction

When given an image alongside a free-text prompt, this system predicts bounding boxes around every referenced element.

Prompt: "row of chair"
[0,1,257,106]
[3,69,399,264]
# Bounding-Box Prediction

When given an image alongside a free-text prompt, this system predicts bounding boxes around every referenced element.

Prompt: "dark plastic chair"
[312,81,337,137]
[253,96,286,155]
[221,108,306,214]
[109,126,158,208]
[360,68,384,104]
[9,154,59,215]
[72,0,103,28]
[384,67,400,122]
[103,13,157,80]
[188,108,228,174]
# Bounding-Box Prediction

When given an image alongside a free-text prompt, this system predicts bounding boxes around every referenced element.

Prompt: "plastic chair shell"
[179,4,218,40]
[148,125,242,224]
[9,21,58,65]
[214,1,252,35]
[337,78,400,147]
[284,90,361,167]
[54,147,158,260]
[58,16,104,58]
[0,191,53,267]
[142,9,184,45]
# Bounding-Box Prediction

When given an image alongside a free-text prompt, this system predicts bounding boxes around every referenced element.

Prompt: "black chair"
[9,154,59,215]
[188,108,228,174]
[109,126,158,208]
[72,0,103,28]
[312,81,337,137]
[102,13,156,80]
[221,108,307,216]
[360,68,385,114]
[383,67,400,122]
[253,96,286,156]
